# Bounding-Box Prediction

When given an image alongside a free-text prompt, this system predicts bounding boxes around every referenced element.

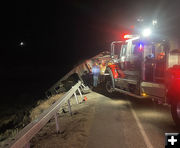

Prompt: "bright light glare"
[152,20,157,25]
[124,34,130,39]
[142,28,151,37]
[141,92,147,96]
[139,43,143,51]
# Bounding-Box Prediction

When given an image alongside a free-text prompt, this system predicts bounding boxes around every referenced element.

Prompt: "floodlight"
[142,28,151,37]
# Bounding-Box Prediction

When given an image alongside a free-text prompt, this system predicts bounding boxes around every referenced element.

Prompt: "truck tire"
[105,77,114,94]
[171,99,180,128]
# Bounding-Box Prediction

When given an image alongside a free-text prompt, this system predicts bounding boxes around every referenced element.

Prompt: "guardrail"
[4,81,88,148]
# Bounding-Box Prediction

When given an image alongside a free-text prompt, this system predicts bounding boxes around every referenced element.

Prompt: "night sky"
[1,0,180,101]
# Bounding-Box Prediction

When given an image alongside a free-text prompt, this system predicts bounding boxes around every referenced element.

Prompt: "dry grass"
[29,93,65,121]
[30,93,96,148]
[0,93,65,147]
[1,91,95,148]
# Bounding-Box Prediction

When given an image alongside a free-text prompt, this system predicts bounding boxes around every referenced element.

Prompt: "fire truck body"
[104,35,180,126]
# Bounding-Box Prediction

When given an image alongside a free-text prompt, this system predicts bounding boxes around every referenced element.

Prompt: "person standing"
[100,60,106,75]
[99,60,106,83]
[92,62,100,87]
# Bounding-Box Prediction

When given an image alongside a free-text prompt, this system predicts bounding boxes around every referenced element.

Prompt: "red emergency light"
[123,34,135,39]
[124,34,130,39]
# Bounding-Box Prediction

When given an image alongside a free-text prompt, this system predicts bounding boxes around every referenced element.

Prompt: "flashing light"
[139,44,143,51]
[124,34,131,39]
[123,34,137,39]
[142,28,151,37]
[138,43,144,51]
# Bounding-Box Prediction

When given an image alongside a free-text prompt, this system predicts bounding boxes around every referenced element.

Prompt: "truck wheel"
[171,99,180,128]
[105,78,114,94]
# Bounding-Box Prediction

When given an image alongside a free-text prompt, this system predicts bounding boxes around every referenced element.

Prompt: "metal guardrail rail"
[4,81,88,148]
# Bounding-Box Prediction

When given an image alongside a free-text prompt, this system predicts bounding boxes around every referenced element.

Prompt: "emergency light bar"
[124,34,138,39]
[124,35,132,39]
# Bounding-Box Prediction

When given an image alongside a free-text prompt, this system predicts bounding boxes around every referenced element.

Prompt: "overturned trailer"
[45,51,110,97]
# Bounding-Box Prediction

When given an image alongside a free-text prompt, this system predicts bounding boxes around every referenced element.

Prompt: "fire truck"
[103,32,180,127]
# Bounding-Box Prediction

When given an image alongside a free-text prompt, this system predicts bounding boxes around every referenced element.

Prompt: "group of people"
[92,60,106,87]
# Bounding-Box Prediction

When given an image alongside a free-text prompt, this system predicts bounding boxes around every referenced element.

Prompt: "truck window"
[144,45,154,59]
[155,43,165,60]
[128,43,142,71]
[114,43,122,59]
[154,43,166,81]
[132,44,136,54]
[132,42,144,56]
[119,44,127,70]
[143,43,167,83]
[144,45,154,82]
[168,52,180,68]
[120,44,127,57]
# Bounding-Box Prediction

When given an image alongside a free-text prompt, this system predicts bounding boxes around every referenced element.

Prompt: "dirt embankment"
[0,96,34,144]
[0,93,65,147]
[30,92,96,148]
[0,91,96,148]
[30,93,65,121]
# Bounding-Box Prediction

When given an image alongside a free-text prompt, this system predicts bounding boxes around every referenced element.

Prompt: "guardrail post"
[72,86,79,104]
[24,142,30,148]
[67,99,72,116]
[80,85,83,90]
[73,91,79,104]
[81,83,86,88]
[77,88,83,101]
[54,112,60,134]
[3,82,82,148]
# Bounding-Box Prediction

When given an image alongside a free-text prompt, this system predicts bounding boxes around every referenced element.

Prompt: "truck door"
[141,42,167,98]
[115,41,141,94]
[154,43,167,83]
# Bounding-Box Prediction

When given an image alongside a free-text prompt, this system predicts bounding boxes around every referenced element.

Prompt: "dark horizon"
[1,0,180,101]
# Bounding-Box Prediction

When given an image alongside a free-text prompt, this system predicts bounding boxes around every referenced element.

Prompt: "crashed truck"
[45,33,180,128]
[45,51,111,96]
[101,33,180,127]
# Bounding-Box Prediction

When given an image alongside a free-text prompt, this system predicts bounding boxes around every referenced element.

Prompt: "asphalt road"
[27,88,179,148]
[86,89,179,148]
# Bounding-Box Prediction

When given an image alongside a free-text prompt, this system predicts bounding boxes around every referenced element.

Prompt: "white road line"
[128,102,154,148]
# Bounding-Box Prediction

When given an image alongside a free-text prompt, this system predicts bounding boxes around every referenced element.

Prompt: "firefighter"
[92,61,100,87]
[100,60,106,75]
[99,60,107,83]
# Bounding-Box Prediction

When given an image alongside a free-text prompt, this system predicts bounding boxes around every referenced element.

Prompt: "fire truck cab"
[104,35,180,127]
